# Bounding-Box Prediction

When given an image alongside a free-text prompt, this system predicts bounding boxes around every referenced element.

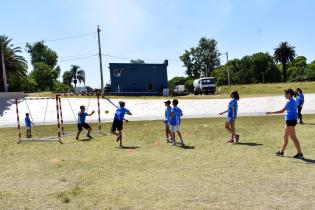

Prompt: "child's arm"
[219,110,228,115]
[169,112,175,125]
[127,111,132,116]
[88,111,95,116]
[266,108,286,115]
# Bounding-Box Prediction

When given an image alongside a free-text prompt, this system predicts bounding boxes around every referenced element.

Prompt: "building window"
[147,83,155,91]
[114,69,121,77]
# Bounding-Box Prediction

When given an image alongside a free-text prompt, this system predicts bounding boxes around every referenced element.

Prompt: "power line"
[14,32,96,46]
[59,54,98,63]
[102,54,181,62]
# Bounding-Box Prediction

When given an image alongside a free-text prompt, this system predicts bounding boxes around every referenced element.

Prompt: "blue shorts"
[226,117,235,124]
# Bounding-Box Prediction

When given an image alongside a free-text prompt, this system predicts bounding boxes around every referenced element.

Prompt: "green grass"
[26,81,315,99]
[1,115,315,209]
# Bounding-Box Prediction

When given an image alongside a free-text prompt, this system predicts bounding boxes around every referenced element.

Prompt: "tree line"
[177,38,315,88]
[0,35,87,92]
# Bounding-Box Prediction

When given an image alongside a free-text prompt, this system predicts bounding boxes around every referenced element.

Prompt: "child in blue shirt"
[111,101,132,147]
[169,99,184,146]
[219,91,240,143]
[266,89,304,159]
[164,100,172,143]
[296,88,304,124]
[76,105,95,140]
[25,113,32,138]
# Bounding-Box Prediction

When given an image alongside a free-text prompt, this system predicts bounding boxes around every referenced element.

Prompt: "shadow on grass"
[301,123,315,126]
[176,144,195,149]
[236,142,263,147]
[116,146,140,150]
[301,158,315,164]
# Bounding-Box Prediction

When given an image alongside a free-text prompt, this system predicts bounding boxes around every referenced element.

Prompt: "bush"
[184,79,194,93]
[53,82,71,92]
[8,75,38,92]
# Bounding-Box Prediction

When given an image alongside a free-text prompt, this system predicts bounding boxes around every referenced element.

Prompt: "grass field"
[1,115,315,209]
[26,81,315,99]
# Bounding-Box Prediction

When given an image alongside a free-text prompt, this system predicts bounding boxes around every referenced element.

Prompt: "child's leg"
[225,122,234,140]
[230,123,236,140]
[165,124,170,140]
[280,127,290,152]
[118,130,123,146]
[87,127,92,136]
[76,130,81,139]
[177,130,184,144]
[288,126,302,154]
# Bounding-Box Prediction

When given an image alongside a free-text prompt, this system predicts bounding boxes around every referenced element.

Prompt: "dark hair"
[231,91,240,101]
[80,105,85,109]
[119,101,125,107]
[296,88,303,93]
[172,99,179,105]
[26,113,29,116]
[284,89,295,97]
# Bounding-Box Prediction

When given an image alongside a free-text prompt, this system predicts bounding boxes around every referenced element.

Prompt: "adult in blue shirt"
[76,105,95,140]
[111,101,132,147]
[267,89,304,159]
[219,91,240,143]
[296,88,304,124]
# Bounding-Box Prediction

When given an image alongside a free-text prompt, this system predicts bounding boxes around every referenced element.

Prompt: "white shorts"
[171,125,180,132]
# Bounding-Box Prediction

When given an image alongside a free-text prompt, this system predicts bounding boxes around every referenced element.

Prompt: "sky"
[1,0,315,88]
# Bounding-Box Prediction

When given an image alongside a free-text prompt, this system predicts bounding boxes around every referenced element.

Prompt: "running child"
[296,88,304,124]
[164,100,172,143]
[266,89,304,159]
[169,99,185,146]
[219,91,240,143]
[76,105,95,140]
[25,113,32,138]
[111,101,132,147]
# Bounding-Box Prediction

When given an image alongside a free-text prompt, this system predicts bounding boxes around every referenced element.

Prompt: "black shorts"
[111,119,123,132]
[286,120,297,127]
[77,123,91,131]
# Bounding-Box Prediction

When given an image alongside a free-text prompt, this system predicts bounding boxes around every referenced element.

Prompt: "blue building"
[108,60,168,96]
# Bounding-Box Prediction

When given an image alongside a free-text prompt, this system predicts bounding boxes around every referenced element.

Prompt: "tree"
[287,56,307,82]
[0,35,28,92]
[64,65,86,88]
[130,59,145,64]
[30,63,59,91]
[274,42,296,82]
[26,41,58,68]
[168,77,190,90]
[62,71,73,86]
[180,37,220,78]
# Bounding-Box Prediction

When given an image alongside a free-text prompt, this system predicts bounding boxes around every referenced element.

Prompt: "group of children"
[23,88,306,158]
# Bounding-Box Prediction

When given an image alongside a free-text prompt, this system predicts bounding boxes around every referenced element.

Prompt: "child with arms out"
[219,91,240,143]
[111,101,132,147]
[266,89,304,159]
[76,105,95,140]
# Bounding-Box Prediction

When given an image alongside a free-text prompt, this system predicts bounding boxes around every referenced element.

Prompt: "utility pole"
[97,25,105,96]
[1,43,8,92]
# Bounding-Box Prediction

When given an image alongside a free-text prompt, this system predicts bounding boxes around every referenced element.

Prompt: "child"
[164,100,172,143]
[219,91,240,143]
[266,89,304,159]
[25,113,32,138]
[296,88,304,124]
[169,99,184,146]
[76,105,95,140]
[111,101,132,147]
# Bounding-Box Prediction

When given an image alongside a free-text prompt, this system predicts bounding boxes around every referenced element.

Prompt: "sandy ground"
[1,94,315,128]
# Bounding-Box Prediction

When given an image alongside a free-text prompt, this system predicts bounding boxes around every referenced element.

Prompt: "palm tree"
[0,35,28,91]
[70,65,85,88]
[274,42,296,82]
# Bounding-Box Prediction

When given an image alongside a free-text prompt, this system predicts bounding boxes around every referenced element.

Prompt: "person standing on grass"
[76,105,95,140]
[266,89,304,159]
[111,101,132,147]
[25,113,33,138]
[164,100,172,143]
[169,99,185,146]
[219,91,240,143]
[296,88,304,124]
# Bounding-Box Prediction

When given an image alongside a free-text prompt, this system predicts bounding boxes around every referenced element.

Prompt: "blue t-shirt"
[171,107,182,126]
[228,99,238,118]
[285,98,297,121]
[296,93,304,106]
[114,107,130,121]
[78,112,88,124]
[165,107,172,123]
[25,117,32,127]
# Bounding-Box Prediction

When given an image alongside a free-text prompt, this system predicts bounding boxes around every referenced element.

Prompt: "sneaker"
[119,143,123,147]
[165,139,171,143]
[180,142,185,147]
[87,135,93,139]
[227,139,234,143]
[76,137,79,140]
[235,135,240,143]
[293,153,304,159]
[276,151,284,156]
[172,141,176,146]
